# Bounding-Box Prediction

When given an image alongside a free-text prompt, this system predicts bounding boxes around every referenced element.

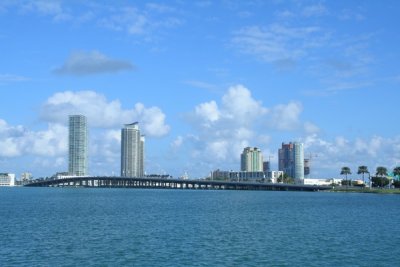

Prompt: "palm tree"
[376,166,388,177]
[357,166,369,186]
[375,166,388,187]
[393,166,400,180]
[340,166,351,187]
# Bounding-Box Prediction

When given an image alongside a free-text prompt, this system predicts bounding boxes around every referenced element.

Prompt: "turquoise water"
[1,188,399,266]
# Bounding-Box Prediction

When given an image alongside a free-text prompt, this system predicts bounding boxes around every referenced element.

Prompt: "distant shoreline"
[329,187,400,194]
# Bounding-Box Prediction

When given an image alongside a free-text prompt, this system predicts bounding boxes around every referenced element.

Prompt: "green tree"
[340,167,351,187]
[372,176,389,188]
[277,173,294,184]
[341,179,351,186]
[376,166,388,177]
[375,166,388,187]
[357,166,369,186]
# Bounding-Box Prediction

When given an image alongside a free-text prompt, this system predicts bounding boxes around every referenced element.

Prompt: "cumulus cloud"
[269,101,302,130]
[54,51,133,76]
[170,84,332,177]
[302,134,400,178]
[174,85,271,173]
[0,119,67,158]
[40,91,170,137]
[195,101,220,126]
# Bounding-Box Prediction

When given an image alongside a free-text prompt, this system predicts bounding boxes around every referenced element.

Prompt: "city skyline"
[1,1,400,178]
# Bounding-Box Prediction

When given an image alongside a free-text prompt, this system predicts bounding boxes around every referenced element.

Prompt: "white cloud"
[173,85,275,174]
[54,51,133,76]
[133,103,170,137]
[41,90,170,137]
[195,101,220,125]
[304,121,320,134]
[269,101,302,130]
[171,135,183,149]
[222,85,268,123]
[302,134,400,178]
[0,119,67,158]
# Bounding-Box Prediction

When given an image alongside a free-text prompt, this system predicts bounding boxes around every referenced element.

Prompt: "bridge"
[25,176,332,192]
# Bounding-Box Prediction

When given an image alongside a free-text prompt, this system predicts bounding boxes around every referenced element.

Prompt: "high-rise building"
[121,122,145,177]
[304,158,310,177]
[263,161,271,173]
[68,115,88,176]
[278,142,304,182]
[293,142,304,181]
[241,147,263,172]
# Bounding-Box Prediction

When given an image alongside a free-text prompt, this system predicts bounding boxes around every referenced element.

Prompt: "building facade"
[241,147,263,172]
[68,115,88,176]
[278,142,304,182]
[121,122,145,177]
[263,161,271,173]
[0,173,15,186]
[21,172,32,182]
[211,169,265,182]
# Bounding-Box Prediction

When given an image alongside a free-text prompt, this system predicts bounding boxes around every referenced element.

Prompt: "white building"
[0,173,15,186]
[69,115,88,176]
[241,147,263,172]
[303,178,341,186]
[268,171,284,183]
[211,170,266,182]
[121,122,145,177]
[21,172,32,182]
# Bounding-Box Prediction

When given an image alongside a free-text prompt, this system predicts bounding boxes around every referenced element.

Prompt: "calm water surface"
[1,187,399,266]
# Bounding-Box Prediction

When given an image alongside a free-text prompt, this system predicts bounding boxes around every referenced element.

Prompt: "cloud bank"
[41,90,170,137]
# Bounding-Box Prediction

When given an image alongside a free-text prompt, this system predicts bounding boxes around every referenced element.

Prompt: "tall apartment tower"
[241,147,263,172]
[121,122,145,177]
[278,142,304,182]
[68,115,88,176]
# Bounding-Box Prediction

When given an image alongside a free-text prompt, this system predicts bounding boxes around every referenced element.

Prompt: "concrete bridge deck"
[25,176,332,192]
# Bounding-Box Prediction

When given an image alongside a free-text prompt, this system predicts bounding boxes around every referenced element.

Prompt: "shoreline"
[329,187,400,194]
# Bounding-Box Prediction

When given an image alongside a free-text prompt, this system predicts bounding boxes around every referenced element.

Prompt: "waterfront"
[1,188,399,266]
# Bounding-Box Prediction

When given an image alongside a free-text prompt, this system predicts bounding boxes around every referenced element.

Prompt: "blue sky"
[1,0,399,179]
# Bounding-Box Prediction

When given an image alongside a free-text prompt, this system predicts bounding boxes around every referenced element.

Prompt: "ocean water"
[1,187,399,266]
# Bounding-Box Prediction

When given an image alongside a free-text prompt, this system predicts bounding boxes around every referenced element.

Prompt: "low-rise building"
[303,178,341,186]
[21,172,33,183]
[267,171,284,183]
[0,173,16,186]
[211,169,267,182]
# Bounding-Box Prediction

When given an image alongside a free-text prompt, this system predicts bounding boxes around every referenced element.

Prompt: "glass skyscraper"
[293,142,304,181]
[278,142,304,182]
[121,122,145,177]
[68,115,88,176]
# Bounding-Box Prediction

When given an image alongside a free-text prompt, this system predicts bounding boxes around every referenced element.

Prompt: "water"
[1,188,399,266]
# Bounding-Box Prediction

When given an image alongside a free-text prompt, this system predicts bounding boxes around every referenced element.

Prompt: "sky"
[1,0,400,180]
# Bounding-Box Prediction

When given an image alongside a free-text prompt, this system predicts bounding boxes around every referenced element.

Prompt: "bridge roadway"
[25,176,331,192]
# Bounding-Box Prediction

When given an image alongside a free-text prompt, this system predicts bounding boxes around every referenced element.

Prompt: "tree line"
[340,166,400,188]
